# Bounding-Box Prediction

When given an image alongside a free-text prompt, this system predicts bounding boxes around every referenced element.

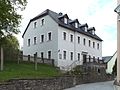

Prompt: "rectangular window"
[93,42,95,48]
[83,38,86,45]
[34,37,37,45]
[64,18,67,24]
[70,34,73,42]
[28,39,30,46]
[78,53,80,61]
[34,22,37,28]
[63,51,66,60]
[48,32,52,41]
[41,35,44,42]
[78,36,80,44]
[41,52,44,59]
[63,32,66,40]
[89,40,91,47]
[97,43,99,49]
[89,55,91,62]
[41,19,45,26]
[48,51,51,59]
[70,52,73,60]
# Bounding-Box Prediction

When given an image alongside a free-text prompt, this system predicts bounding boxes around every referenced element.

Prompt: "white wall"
[57,26,102,67]
[23,15,58,66]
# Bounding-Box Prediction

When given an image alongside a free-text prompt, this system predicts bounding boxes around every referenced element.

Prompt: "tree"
[0,0,27,71]
[3,35,20,61]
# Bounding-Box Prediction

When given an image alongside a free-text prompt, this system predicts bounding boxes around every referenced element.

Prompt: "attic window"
[75,22,78,28]
[64,18,67,24]
[85,27,87,32]
[92,30,95,35]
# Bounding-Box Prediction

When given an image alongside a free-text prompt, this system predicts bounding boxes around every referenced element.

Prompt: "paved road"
[65,81,120,90]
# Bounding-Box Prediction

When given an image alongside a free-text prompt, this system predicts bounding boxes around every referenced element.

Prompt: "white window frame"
[33,21,37,28]
[78,36,80,44]
[63,32,67,40]
[78,53,80,61]
[97,43,99,49]
[75,22,78,28]
[70,34,74,42]
[34,37,37,45]
[89,40,91,47]
[83,38,86,45]
[47,50,52,59]
[63,50,67,60]
[41,19,45,26]
[93,42,95,48]
[40,34,45,43]
[70,52,73,60]
[47,31,52,41]
[64,18,67,24]
[40,52,44,59]
[28,39,30,46]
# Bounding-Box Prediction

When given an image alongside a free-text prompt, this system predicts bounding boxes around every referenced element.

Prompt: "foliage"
[0,61,61,82]
[69,65,83,75]
[2,35,20,61]
[0,0,27,41]
[112,59,117,76]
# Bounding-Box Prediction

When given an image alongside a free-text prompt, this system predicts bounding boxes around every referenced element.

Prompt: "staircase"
[60,60,79,71]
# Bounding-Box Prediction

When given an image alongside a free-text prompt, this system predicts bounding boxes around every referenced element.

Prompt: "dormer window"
[85,27,87,32]
[64,18,67,24]
[75,22,78,28]
[92,30,95,35]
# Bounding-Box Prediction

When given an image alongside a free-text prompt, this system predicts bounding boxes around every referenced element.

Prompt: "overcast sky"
[18,0,117,56]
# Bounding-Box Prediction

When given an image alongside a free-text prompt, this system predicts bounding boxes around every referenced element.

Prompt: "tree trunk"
[1,46,3,71]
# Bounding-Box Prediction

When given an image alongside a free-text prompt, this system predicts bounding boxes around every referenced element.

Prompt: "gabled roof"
[22,9,103,41]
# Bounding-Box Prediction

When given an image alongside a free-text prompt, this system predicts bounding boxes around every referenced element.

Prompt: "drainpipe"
[74,31,76,63]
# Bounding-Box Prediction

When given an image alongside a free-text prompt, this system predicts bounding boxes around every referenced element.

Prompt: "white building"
[22,9,102,69]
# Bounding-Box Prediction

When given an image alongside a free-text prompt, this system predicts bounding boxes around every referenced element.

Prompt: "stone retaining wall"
[0,74,113,90]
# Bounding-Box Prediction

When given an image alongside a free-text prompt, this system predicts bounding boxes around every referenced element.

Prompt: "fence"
[19,54,54,66]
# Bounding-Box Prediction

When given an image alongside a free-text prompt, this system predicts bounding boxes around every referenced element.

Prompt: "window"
[88,55,91,62]
[64,18,67,24]
[41,52,44,59]
[93,42,95,48]
[75,23,78,28]
[70,34,73,42]
[78,53,80,61]
[78,36,80,44]
[63,51,66,60]
[41,35,44,42]
[34,37,37,45]
[28,39,30,46]
[89,40,91,47]
[48,32,52,41]
[34,22,37,28]
[70,52,73,60]
[83,38,86,45]
[41,19,45,26]
[98,57,99,63]
[93,56,95,62]
[63,32,66,40]
[85,27,87,32]
[48,51,51,59]
[97,43,99,49]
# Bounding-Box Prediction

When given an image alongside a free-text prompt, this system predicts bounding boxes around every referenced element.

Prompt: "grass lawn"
[0,61,61,82]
